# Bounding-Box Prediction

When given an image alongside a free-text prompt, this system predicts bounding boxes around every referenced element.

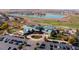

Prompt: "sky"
[0,0,79,9]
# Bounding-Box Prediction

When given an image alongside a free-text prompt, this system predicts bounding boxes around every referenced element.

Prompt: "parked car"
[39,43,46,49]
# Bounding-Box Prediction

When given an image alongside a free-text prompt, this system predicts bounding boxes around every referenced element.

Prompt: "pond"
[28,13,64,18]
[8,13,64,19]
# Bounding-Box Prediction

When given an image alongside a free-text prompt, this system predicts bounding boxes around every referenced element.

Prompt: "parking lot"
[23,37,76,50]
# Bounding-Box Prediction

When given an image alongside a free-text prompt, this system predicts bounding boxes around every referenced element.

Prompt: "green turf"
[32,15,79,28]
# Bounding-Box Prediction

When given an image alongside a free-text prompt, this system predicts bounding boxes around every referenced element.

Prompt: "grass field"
[31,15,79,28]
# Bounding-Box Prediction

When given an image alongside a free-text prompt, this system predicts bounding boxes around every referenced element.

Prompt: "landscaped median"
[27,34,48,41]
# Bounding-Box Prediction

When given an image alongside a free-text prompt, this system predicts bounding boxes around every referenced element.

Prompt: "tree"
[50,30,57,37]
[0,22,8,30]
[68,35,76,44]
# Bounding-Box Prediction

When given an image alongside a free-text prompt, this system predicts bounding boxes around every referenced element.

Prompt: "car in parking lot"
[39,43,46,49]
[59,45,67,50]
[74,47,79,50]
[50,44,53,50]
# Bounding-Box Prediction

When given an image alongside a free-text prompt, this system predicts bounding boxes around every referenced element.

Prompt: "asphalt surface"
[0,35,78,50]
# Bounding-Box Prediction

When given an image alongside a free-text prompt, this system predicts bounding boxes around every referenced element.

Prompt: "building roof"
[0,21,4,26]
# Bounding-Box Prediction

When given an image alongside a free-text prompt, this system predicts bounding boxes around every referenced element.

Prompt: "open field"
[30,15,79,28]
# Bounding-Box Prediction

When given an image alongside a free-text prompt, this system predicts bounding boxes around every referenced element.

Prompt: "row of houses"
[0,13,24,22]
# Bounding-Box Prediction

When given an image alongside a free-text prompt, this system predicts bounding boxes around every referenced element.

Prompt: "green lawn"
[32,15,79,28]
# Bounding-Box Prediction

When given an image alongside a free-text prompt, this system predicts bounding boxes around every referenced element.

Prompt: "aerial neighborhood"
[0,9,79,50]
